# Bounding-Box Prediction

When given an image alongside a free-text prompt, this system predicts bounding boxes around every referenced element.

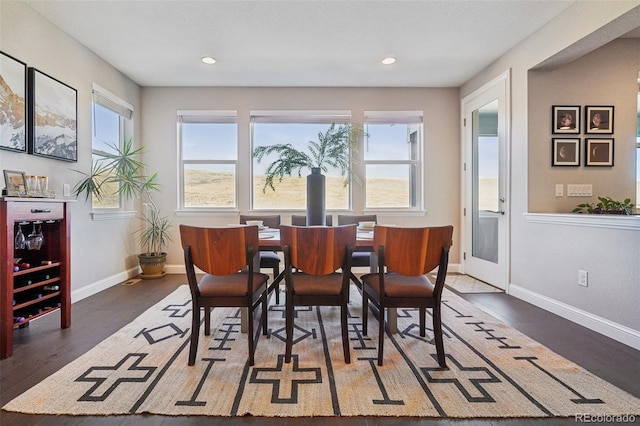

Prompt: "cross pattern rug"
[3,285,639,418]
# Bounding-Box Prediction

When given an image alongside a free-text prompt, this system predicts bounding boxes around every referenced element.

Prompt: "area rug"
[3,285,639,418]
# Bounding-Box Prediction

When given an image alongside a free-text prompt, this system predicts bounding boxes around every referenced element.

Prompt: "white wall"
[461,2,640,347]
[1,1,142,300]
[141,86,461,268]
[528,39,639,213]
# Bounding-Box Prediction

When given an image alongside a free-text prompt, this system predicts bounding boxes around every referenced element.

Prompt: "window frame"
[90,84,134,219]
[363,111,424,212]
[177,110,239,211]
[250,110,352,212]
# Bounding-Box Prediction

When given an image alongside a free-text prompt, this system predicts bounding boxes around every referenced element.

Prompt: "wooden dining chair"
[239,214,283,304]
[291,214,333,226]
[361,225,453,367]
[280,224,356,363]
[337,214,377,286]
[180,225,269,366]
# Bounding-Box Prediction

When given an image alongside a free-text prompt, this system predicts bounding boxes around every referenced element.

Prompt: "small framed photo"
[552,138,580,166]
[28,68,78,161]
[3,169,26,196]
[552,105,580,134]
[585,106,614,134]
[0,52,27,152]
[585,138,614,166]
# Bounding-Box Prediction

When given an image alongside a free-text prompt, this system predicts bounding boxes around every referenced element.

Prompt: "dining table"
[246,226,400,334]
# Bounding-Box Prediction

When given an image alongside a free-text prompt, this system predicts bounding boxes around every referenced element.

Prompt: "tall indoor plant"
[73,139,172,278]
[253,123,362,225]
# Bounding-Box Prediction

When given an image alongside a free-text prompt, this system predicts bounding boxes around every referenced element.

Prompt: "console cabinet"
[1,198,71,359]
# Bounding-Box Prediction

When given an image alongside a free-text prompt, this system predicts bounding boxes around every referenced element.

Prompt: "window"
[251,111,351,210]
[178,111,238,209]
[363,112,423,209]
[91,85,133,209]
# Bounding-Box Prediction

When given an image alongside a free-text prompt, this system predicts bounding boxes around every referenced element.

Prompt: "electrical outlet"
[63,183,71,197]
[578,270,588,287]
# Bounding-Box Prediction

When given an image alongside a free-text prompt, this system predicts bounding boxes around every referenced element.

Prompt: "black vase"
[306,167,326,226]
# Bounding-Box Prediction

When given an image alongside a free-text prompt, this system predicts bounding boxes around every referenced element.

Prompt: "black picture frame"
[584,106,614,134]
[585,138,614,166]
[552,105,580,134]
[0,51,27,152]
[27,67,77,162]
[552,138,580,166]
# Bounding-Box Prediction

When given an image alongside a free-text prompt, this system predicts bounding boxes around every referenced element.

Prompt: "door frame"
[460,69,511,291]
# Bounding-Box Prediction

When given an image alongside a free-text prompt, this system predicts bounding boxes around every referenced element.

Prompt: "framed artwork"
[552,105,579,134]
[3,169,26,196]
[585,138,614,166]
[28,67,77,161]
[585,106,614,134]
[552,138,580,166]
[0,52,27,152]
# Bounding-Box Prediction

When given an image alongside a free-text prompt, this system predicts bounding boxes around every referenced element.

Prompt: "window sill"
[363,209,427,217]
[91,210,136,221]
[175,209,240,217]
[524,213,640,231]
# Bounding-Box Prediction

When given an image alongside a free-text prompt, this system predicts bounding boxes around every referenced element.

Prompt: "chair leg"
[341,303,351,364]
[204,307,211,336]
[419,307,426,337]
[247,305,255,366]
[285,294,293,363]
[262,292,268,336]
[272,266,280,304]
[362,293,368,336]
[188,304,201,366]
[378,305,385,366]
[433,305,446,368]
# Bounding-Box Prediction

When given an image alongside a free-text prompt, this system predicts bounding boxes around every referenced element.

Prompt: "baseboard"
[508,284,640,350]
[164,264,185,274]
[70,267,140,303]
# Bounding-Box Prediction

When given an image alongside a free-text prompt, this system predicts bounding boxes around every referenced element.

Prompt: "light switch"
[555,184,563,197]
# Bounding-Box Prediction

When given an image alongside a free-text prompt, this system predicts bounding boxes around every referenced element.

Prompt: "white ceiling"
[22,0,580,88]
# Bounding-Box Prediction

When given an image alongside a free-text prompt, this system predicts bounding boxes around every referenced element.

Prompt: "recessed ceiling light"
[382,57,396,65]
[201,56,216,65]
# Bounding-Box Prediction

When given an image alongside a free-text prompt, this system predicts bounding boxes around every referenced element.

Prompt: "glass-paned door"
[462,72,510,289]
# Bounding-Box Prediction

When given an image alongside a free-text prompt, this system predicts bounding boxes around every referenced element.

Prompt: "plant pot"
[306,168,326,226]
[592,209,626,215]
[138,252,167,279]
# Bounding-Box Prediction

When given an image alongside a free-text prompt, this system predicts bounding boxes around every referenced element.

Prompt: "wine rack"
[1,198,71,359]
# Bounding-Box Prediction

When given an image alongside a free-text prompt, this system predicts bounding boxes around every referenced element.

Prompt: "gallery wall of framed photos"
[0,51,78,163]
[551,105,615,168]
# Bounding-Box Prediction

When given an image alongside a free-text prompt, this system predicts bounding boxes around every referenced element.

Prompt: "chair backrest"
[291,214,333,226]
[239,214,281,229]
[280,224,356,275]
[337,214,377,226]
[373,225,453,276]
[180,225,259,276]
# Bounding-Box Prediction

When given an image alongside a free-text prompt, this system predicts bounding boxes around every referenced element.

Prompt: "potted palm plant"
[73,139,172,278]
[253,123,362,225]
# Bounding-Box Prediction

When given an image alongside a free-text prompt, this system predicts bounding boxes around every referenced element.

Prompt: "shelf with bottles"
[13,299,62,328]
[2,198,71,359]
[13,289,61,311]
[13,268,61,292]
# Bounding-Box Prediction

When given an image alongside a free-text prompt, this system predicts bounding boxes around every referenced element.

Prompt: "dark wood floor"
[1,274,638,425]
